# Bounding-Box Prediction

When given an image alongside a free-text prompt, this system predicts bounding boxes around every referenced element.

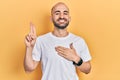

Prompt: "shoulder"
[70,33,85,42]
[35,32,51,43]
[37,32,50,40]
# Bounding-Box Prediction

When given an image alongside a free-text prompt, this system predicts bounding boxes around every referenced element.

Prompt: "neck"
[52,28,69,37]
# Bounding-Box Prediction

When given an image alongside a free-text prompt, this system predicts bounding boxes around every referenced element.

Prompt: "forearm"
[24,47,35,72]
[73,56,91,74]
[76,61,91,74]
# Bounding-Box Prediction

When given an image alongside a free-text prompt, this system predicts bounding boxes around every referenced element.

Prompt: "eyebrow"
[54,10,69,13]
[54,10,60,13]
[64,11,69,13]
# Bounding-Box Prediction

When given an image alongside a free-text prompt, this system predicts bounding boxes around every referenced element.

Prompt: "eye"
[55,12,60,15]
[55,13,59,15]
[64,12,68,15]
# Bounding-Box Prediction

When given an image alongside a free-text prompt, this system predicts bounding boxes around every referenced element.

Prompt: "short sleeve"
[32,38,42,61]
[74,38,92,62]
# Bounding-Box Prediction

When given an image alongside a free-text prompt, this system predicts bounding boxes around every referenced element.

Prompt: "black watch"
[73,58,83,66]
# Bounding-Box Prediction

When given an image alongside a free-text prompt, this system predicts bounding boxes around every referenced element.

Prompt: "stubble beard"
[52,18,69,29]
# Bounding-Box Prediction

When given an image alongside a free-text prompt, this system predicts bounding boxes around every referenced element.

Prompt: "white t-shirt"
[32,32,92,80]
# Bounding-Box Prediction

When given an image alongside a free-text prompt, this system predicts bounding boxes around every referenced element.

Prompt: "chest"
[41,40,73,61]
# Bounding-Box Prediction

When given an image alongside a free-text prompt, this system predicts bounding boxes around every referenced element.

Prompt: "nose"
[60,13,64,18]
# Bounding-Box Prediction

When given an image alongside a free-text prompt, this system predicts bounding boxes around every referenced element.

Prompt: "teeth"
[59,20,64,22]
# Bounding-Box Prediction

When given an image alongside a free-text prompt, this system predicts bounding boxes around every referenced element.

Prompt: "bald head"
[51,2,69,14]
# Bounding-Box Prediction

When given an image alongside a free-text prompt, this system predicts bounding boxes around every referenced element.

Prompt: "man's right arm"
[24,47,39,73]
[24,23,39,73]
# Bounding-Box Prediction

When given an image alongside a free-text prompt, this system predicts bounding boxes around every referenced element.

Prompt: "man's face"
[51,4,70,29]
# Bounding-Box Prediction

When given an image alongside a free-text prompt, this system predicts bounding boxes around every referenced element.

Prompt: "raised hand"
[25,22,37,48]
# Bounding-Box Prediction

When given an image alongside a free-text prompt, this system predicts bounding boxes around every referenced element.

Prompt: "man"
[24,2,92,80]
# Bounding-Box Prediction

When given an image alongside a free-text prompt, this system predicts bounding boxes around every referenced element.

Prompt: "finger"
[70,43,74,49]
[56,50,64,54]
[57,52,67,59]
[56,46,66,50]
[25,35,30,42]
[56,49,66,56]
[55,47,66,52]
[58,52,65,57]
[30,22,33,33]
[30,22,36,35]
[55,47,63,53]
[31,34,36,40]
[28,33,33,41]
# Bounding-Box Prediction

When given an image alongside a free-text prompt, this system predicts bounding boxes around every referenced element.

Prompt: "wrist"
[26,46,34,50]
[26,46,33,55]
[73,56,80,63]
[73,56,83,66]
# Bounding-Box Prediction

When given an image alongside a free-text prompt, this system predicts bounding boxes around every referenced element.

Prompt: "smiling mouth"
[59,20,65,23]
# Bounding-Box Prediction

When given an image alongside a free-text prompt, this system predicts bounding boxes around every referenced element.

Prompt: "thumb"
[70,43,74,49]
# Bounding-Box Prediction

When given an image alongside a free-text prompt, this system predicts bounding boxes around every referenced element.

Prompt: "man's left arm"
[73,55,91,74]
[55,43,91,74]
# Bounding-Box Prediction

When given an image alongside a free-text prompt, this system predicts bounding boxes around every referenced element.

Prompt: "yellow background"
[0,0,120,80]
